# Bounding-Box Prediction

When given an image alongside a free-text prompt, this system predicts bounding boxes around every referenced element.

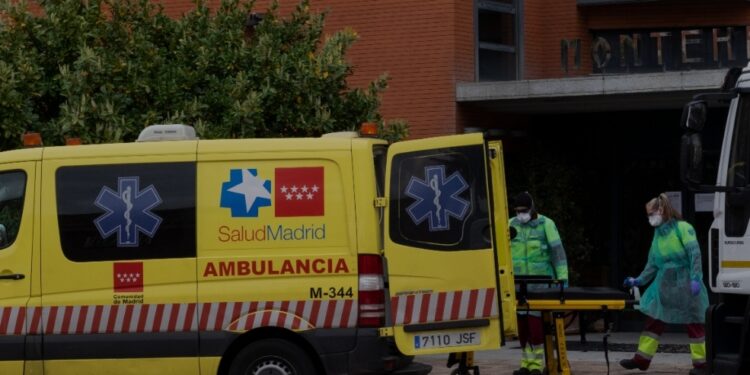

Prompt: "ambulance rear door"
[487,140,517,338]
[383,133,502,355]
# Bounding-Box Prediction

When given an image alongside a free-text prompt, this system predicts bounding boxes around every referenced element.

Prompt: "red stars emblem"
[275,167,324,217]
[113,262,143,293]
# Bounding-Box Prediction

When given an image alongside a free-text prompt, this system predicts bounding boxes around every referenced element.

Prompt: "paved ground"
[415,333,696,375]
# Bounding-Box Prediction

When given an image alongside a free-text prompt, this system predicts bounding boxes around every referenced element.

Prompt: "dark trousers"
[517,314,544,347]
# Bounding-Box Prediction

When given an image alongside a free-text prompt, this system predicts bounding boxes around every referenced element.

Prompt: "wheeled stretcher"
[519,283,633,375]
[448,279,634,375]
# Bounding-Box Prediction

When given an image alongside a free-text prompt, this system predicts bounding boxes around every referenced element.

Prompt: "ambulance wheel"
[229,338,317,375]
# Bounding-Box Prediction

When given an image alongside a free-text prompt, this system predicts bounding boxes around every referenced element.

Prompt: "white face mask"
[648,214,663,227]
[517,212,531,223]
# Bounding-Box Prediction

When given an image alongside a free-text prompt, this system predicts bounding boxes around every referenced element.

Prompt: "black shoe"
[619,358,648,371]
[529,370,543,375]
[512,369,530,375]
[688,368,707,375]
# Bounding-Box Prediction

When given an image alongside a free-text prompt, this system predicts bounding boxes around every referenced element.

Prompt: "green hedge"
[0,0,407,148]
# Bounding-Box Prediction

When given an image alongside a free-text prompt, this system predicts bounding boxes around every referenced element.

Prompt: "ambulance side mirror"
[681,100,706,132]
[681,133,704,186]
[680,100,706,188]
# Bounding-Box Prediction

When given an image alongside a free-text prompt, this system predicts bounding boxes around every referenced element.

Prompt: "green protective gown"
[636,219,709,324]
[510,214,568,283]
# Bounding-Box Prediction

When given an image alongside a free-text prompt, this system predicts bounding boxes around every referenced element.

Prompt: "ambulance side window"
[56,162,196,262]
[0,171,26,249]
[389,145,491,251]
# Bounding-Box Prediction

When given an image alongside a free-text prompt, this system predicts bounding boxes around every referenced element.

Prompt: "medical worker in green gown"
[621,193,709,375]
[510,192,568,375]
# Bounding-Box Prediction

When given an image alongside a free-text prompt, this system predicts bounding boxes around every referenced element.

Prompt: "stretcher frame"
[447,279,633,375]
[518,298,628,375]
[516,278,632,375]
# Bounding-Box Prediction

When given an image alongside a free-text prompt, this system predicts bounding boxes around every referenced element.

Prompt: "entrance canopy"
[577,0,663,5]
[456,70,726,114]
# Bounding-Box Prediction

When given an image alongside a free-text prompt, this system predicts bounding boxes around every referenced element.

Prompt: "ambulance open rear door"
[382,133,503,356]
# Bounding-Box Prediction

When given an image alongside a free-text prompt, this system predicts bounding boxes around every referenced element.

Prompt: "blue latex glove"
[623,277,639,288]
[690,280,701,296]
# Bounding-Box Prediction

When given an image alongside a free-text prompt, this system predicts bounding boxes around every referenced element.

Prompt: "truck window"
[728,94,750,188]
[389,145,491,251]
[56,162,196,261]
[0,171,26,249]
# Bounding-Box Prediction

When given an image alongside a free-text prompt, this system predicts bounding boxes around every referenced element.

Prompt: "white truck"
[681,63,750,375]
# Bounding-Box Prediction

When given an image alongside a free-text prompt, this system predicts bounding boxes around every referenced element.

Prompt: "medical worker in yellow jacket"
[621,193,709,375]
[510,192,568,375]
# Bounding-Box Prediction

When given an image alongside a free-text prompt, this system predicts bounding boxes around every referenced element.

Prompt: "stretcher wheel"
[450,366,480,375]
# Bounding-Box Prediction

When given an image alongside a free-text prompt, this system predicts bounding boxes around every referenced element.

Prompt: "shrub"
[0,0,407,147]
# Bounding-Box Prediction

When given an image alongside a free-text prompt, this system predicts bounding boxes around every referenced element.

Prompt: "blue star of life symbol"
[220,169,272,217]
[94,177,163,247]
[405,165,470,231]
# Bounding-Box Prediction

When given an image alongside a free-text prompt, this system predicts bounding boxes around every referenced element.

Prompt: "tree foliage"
[0,0,407,148]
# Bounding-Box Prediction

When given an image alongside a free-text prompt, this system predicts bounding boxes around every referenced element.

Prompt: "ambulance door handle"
[0,273,25,280]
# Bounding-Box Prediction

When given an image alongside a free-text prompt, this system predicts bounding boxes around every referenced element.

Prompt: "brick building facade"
[156,0,750,140]
[159,0,474,138]
[160,0,747,289]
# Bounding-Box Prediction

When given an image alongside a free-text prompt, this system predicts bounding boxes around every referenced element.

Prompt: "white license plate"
[413,331,480,350]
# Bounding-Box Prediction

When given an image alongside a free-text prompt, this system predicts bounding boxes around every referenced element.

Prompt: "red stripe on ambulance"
[12,307,25,335]
[0,306,11,334]
[1,299,362,336]
[391,288,497,325]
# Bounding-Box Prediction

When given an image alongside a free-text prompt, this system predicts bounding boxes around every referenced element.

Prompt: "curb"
[565,341,689,353]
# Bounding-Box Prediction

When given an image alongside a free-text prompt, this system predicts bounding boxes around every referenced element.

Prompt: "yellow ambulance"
[0,124,516,375]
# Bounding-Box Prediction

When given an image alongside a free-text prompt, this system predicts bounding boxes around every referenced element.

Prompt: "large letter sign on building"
[562,26,749,73]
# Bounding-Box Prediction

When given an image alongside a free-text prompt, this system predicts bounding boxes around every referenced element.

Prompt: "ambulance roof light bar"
[23,132,43,148]
[359,122,378,137]
[137,124,197,142]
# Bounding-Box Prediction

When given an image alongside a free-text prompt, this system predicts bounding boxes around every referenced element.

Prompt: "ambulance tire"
[228,338,317,375]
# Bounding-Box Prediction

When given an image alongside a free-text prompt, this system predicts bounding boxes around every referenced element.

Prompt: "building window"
[477,0,521,81]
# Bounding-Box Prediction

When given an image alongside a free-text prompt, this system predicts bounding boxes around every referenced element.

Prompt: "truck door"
[383,133,502,355]
[0,163,37,375]
[717,93,750,290]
